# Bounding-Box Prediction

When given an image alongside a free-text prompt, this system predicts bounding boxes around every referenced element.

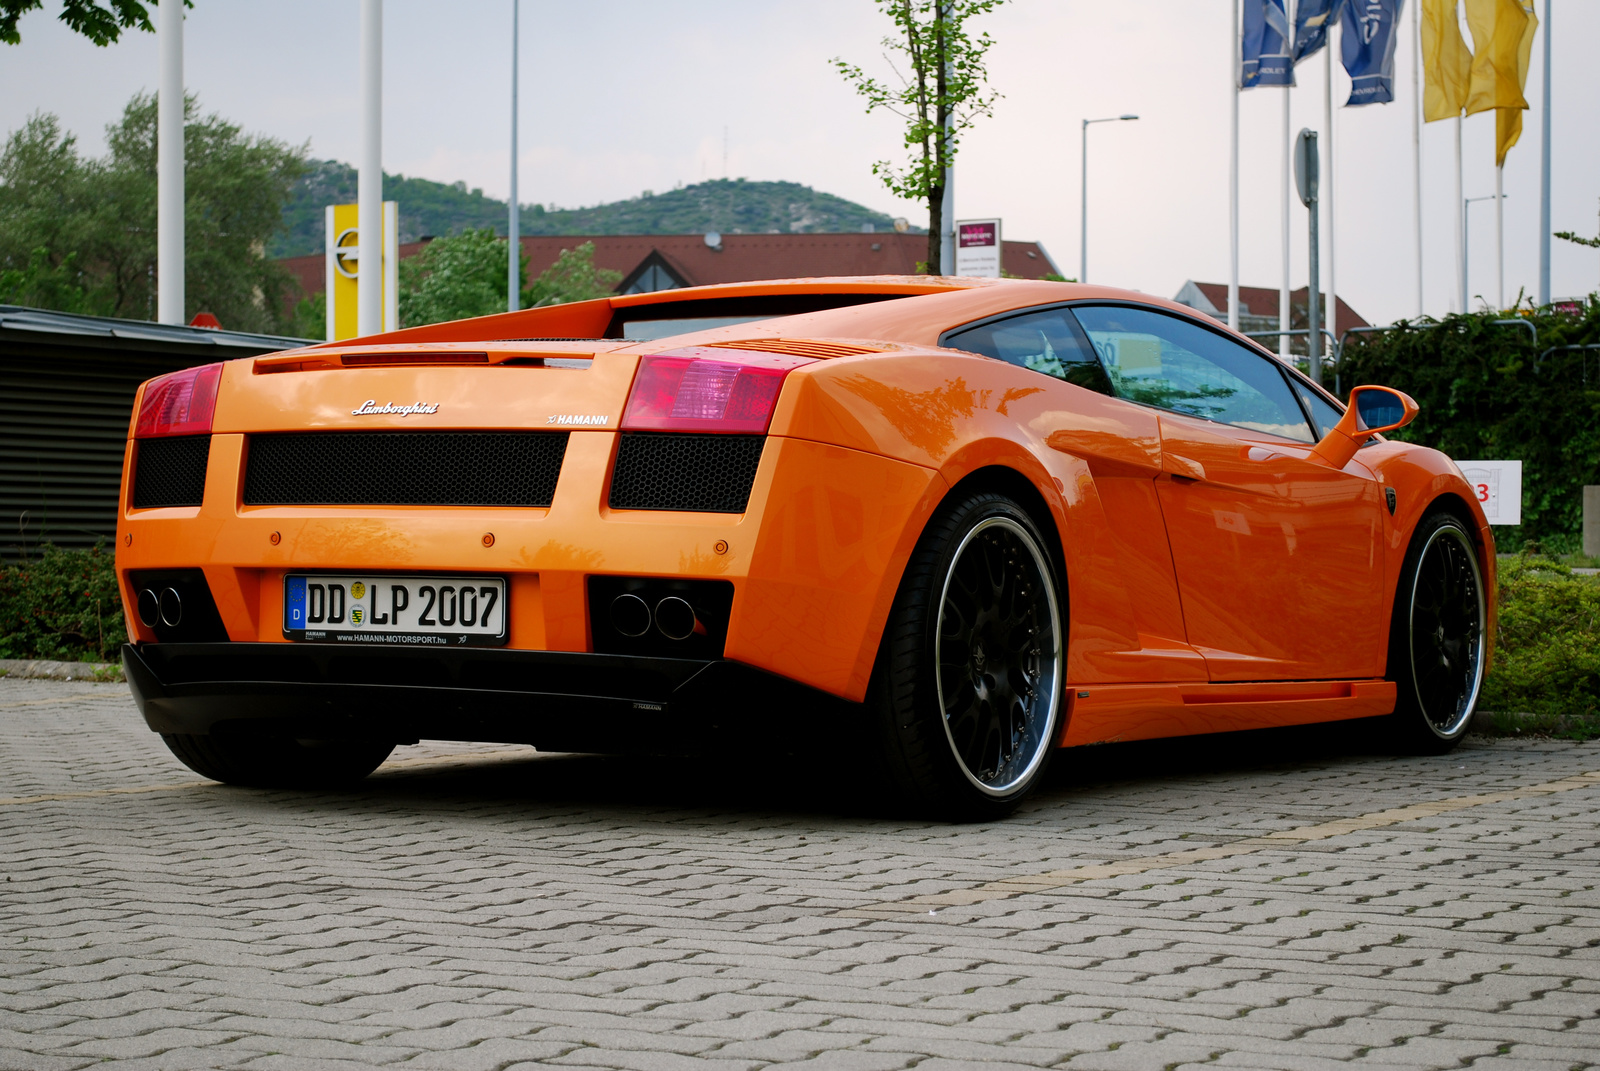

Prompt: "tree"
[398,228,509,328]
[833,0,1005,275]
[0,94,306,331]
[398,234,621,327]
[1,0,185,46]
[523,242,621,308]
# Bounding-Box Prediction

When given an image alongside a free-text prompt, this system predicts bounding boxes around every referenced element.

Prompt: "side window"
[1069,305,1316,443]
[1290,376,1344,439]
[944,308,1114,395]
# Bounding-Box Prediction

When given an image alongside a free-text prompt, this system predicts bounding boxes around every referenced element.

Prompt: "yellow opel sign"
[324,201,398,340]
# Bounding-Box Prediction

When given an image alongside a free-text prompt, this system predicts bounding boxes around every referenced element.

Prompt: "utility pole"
[156,0,183,325]
[357,0,383,338]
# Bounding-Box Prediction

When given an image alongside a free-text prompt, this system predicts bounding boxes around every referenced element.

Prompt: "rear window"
[606,293,905,339]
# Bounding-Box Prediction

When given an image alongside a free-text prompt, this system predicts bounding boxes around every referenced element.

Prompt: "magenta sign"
[959,222,997,248]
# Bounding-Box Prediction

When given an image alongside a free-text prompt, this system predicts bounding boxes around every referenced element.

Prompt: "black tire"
[1382,510,1488,754]
[162,732,395,788]
[867,490,1065,821]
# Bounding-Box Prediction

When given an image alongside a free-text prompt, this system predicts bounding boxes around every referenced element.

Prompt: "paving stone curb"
[0,658,124,682]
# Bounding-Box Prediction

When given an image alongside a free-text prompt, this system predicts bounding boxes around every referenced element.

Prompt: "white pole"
[508,0,520,313]
[1280,83,1292,358]
[156,0,183,325]
[1080,119,1089,285]
[1412,0,1424,318]
[1229,0,1240,331]
[323,205,336,341]
[1324,33,1336,345]
[383,200,398,331]
[1454,115,1465,313]
[357,0,383,338]
[1495,165,1504,309]
[1538,0,1551,306]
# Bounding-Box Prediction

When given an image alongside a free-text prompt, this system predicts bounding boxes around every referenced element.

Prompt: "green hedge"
[0,544,126,663]
[1335,298,1600,547]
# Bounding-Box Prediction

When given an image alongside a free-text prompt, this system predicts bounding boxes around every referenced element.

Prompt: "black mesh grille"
[609,433,765,513]
[132,436,211,508]
[244,432,568,506]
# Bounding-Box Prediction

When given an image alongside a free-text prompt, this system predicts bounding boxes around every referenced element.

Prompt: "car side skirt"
[1061,679,1398,747]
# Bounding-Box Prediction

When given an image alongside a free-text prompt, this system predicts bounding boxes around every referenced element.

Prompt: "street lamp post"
[1080,114,1138,285]
[1464,193,1506,311]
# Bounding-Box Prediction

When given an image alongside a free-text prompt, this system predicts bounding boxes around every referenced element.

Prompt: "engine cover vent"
[244,431,568,507]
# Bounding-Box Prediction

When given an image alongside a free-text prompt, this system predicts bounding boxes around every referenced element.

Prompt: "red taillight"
[621,351,814,434]
[135,363,223,438]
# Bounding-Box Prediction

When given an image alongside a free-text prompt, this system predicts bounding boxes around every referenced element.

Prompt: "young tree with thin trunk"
[833,0,1004,275]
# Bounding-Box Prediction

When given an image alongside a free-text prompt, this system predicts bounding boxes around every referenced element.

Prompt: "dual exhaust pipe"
[610,594,705,642]
[135,587,183,629]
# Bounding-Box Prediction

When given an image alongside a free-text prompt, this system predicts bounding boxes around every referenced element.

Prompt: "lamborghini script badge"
[352,400,439,417]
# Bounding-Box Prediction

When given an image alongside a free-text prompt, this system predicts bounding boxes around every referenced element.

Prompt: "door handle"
[1162,453,1206,482]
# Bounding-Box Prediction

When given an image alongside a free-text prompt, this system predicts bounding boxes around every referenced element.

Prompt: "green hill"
[269,161,921,259]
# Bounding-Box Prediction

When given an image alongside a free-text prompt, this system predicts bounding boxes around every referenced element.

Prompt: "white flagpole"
[508,0,520,313]
[357,0,383,338]
[1454,115,1465,313]
[1230,0,1241,331]
[1324,28,1336,348]
[156,0,183,325]
[1538,0,1551,307]
[1412,0,1424,318]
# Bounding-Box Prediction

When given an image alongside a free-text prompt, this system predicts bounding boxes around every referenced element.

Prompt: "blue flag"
[1340,0,1405,105]
[1293,0,1341,61]
[1242,0,1294,88]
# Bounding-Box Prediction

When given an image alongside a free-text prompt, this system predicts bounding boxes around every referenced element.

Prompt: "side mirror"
[1309,385,1418,469]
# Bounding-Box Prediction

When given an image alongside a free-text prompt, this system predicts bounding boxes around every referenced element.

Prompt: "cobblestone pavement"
[2,677,1598,1071]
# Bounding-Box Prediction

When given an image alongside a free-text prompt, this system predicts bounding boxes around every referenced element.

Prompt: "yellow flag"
[1487,1,1539,165]
[1421,0,1473,122]
[1464,0,1533,115]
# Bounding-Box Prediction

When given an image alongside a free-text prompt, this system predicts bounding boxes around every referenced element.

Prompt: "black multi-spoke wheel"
[1384,511,1486,753]
[869,491,1063,820]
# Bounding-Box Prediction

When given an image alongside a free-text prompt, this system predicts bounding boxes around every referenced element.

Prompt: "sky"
[2,0,1596,327]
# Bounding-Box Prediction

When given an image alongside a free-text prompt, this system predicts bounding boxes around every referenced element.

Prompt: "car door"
[1069,304,1389,682]
[942,307,1204,682]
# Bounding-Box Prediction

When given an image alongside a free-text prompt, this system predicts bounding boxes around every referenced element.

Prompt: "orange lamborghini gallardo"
[117,278,1493,819]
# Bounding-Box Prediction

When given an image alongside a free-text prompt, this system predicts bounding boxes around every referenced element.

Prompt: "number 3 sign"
[1454,460,1523,525]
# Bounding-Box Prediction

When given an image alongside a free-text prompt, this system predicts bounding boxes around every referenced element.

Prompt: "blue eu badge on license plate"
[285,575,307,628]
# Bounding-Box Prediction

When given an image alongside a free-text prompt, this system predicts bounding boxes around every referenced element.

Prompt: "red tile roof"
[278,232,1063,301]
[1186,280,1369,336]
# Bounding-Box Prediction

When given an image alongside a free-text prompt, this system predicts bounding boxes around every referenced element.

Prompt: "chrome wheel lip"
[933,515,1063,798]
[1407,523,1486,740]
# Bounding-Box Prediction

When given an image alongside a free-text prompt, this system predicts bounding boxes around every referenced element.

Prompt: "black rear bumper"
[123,642,845,752]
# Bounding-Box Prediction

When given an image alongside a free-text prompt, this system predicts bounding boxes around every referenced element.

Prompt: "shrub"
[0,543,126,664]
[1480,555,1600,737]
[1336,298,1600,545]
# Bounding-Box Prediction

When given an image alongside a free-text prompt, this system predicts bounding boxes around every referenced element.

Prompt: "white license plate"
[283,574,507,646]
